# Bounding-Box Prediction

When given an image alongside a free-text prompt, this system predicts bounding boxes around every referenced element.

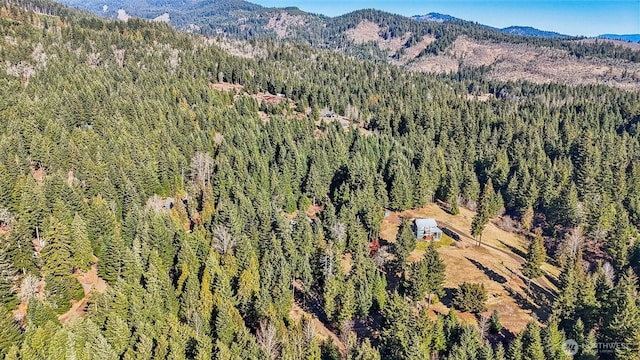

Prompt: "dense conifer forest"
[0,0,639,359]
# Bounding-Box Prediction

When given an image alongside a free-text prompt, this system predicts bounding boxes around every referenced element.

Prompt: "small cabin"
[413,218,443,241]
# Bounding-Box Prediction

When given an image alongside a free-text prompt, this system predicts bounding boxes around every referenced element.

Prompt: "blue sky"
[253,0,640,37]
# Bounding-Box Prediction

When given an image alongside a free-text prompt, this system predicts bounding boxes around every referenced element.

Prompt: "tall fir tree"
[393,218,416,277]
[522,230,546,280]
[70,213,94,271]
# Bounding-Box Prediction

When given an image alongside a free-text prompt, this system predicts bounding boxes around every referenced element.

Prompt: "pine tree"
[506,333,523,360]
[0,242,18,309]
[617,326,640,360]
[8,220,38,276]
[470,212,488,246]
[601,269,640,344]
[452,282,487,313]
[542,320,568,360]
[393,218,416,276]
[495,342,506,360]
[471,179,499,246]
[70,213,94,271]
[490,309,503,334]
[522,321,545,360]
[0,163,13,209]
[41,215,72,277]
[99,231,125,285]
[405,241,445,308]
[0,305,22,358]
[522,231,545,280]
[104,314,131,356]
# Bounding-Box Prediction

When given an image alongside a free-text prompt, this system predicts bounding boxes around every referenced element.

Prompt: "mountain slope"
[500,26,568,38]
[53,0,640,90]
[2,1,640,359]
[599,34,640,43]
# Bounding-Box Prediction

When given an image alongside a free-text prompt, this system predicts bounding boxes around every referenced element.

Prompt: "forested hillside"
[0,0,639,359]
[57,0,640,91]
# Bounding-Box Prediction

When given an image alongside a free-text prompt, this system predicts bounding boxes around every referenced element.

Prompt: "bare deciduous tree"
[565,227,585,258]
[478,314,490,341]
[190,151,214,188]
[18,275,39,302]
[320,241,335,280]
[212,225,236,255]
[330,222,346,244]
[111,46,126,68]
[590,224,609,245]
[373,245,390,269]
[302,316,316,346]
[257,320,279,360]
[601,261,616,285]
[0,208,14,227]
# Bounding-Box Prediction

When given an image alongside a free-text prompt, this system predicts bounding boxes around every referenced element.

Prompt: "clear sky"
[252,0,640,37]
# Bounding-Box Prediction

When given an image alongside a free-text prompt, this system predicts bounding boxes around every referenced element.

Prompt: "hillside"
[500,26,568,39]
[58,0,640,90]
[0,0,640,359]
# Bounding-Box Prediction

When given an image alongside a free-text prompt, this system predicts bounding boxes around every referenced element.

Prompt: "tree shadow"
[543,271,561,289]
[503,284,549,323]
[498,239,526,259]
[465,257,508,284]
[521,274,556,311]
[440,287,457,308]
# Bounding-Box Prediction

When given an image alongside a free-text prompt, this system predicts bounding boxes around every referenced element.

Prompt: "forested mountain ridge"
[56,0,640,90]
[0,0,640,359]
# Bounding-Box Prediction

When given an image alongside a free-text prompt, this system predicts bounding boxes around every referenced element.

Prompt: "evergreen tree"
[393,218,416,277]
[601,269,640,344]
[99,231,125,285]
[489,309,503,334]
[521,321,545,360]
[70,213,94,271]
[0,305,22,358]
[405,241,445,308]
[542,320,568,360]
[506,333,523,360]
[0,241,18,309]
[8,220,38,275]
[0,163,13,209]
[522,230,546,280]
[41,215,72,277]
[452,282,487,313]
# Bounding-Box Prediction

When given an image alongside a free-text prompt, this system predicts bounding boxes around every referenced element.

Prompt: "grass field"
[380,203,560,333]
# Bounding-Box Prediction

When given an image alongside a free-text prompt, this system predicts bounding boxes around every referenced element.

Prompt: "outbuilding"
[413,218,443,241]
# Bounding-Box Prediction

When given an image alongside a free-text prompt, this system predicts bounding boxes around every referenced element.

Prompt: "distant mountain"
[56,0,640,71]
[598,34,640,43]
[411,13,458,23]
[500,26,568,39]
[414,14,570,39]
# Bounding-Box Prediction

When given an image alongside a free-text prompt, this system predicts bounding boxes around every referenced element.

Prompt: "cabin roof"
[415,218,438,228]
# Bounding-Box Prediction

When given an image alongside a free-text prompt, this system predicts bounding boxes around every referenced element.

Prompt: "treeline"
[0,1,639,359]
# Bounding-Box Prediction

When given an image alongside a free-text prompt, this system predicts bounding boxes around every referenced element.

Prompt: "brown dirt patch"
[580,38,640,51]
[306,204,323,219]
[58,262,107,324]
[290,302,345,355]
[345,20,381,44]
[402,35,437,60]
[341,252,352,275]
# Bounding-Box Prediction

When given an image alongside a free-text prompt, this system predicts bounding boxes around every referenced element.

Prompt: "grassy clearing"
[380,203,560,333]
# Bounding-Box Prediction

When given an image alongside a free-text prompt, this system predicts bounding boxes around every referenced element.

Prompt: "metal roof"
[415,218,438,228]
